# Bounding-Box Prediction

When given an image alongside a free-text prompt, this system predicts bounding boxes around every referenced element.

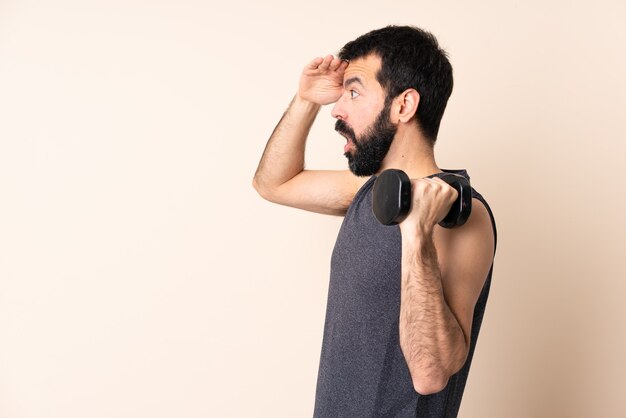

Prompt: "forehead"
[343,54,382,87]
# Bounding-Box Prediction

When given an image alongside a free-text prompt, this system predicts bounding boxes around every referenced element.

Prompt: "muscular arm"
[399,227,468,395]
[252,94,319,197]
[398,185,495,395]
[253,56,365,216]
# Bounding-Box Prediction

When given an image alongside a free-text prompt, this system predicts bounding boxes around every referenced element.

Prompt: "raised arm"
[253,55,366,216]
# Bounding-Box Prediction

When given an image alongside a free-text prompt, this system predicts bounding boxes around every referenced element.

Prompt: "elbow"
[252,176,262,195]
[412,374,450,396]
[409,354,468,395]
[252,176,272,201]
[409,353,468,395]
[253,175,291,204]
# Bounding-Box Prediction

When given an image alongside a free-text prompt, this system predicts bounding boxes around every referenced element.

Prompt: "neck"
[378,124,442,179]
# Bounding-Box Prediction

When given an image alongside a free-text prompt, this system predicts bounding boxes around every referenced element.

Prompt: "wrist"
[294,93,322,111]
[400,222,434,245]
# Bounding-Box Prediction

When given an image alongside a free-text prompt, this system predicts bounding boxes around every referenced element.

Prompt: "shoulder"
[435,196,495,265]
[433,195,495,298]
[431,196,495,334]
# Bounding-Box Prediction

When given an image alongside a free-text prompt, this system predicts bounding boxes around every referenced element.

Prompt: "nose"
[331,94,347,120]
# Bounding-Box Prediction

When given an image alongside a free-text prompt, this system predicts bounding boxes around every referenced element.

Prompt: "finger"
[416,178,440,186]
[415,178,446,195]
[429,177,447,186]
[329,57,342,71]
[305,57,324,70]
[319,54,334,70]
[427,178,451,192]
[430,178,459,200]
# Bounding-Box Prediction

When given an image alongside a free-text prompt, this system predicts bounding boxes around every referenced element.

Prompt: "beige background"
[1,0,625,417]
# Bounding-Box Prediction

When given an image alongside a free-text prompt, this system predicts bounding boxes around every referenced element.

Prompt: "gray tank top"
[313,169,497,418]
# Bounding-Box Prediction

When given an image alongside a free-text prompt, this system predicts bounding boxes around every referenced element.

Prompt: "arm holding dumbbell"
[398,178,495,395]
[253,55,365,216]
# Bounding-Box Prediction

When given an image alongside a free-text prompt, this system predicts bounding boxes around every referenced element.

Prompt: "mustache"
[335,120,356,142]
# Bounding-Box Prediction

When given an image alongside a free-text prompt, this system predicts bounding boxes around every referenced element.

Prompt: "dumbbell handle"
[371,169,472,228]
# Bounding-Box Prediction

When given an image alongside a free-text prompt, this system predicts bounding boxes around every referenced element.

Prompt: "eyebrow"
[343,76,365,89]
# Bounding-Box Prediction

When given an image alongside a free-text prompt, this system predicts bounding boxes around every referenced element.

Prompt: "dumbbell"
[372,169,472,228]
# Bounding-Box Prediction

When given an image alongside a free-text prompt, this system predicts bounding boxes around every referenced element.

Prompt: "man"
[253,25,497,417]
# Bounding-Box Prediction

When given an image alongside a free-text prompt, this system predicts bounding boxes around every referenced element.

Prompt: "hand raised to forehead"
[298,55,349,105]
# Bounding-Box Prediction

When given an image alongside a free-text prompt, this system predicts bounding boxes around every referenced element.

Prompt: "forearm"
[399,227,468,394]
[253,94,321,195]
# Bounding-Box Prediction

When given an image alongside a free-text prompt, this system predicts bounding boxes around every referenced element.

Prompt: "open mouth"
[337,130,353,142]
[336,127,356,154]
[341,134,354,153]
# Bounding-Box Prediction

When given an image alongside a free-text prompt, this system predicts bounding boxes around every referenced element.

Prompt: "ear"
[392,89,420,124]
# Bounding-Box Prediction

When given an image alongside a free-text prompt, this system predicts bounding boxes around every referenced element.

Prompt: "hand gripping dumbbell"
[371,169,472,228]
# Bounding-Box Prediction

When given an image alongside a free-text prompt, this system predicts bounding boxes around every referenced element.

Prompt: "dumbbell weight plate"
[427,172,472,228]
[371,169,411,226]
[372,170,472,228]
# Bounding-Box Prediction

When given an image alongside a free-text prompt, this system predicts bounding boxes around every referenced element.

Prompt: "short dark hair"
[338,25,453,144]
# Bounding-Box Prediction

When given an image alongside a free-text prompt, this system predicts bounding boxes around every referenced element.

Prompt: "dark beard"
[335,101,397,177]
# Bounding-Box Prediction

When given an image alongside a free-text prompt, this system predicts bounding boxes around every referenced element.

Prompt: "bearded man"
[253,25,497,417]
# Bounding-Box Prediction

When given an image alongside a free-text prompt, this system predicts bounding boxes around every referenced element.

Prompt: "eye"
[350,90,360,99]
